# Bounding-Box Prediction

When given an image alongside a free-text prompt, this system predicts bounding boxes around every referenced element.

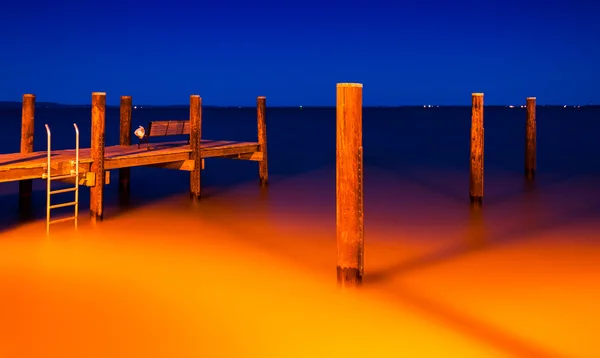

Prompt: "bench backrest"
[147,120,190,137]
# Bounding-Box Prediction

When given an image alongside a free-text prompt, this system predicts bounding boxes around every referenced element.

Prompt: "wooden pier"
[0,93,268,224]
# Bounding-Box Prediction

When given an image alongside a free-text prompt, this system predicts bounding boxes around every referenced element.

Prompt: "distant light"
[509,105,514,108]
[564,105,567,108]
[134,106,138,109]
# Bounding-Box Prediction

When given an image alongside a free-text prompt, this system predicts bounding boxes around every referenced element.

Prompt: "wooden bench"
[138,120,190,150]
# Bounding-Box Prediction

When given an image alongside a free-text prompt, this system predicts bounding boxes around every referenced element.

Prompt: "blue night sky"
[0,0,598,106]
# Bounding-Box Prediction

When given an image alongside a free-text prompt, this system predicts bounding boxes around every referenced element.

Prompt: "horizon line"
[0,100,596,108]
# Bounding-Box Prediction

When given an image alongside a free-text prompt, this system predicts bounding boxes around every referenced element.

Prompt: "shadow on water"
[365,176,600,284]
[380,283,562,358]
[182,170,593,358]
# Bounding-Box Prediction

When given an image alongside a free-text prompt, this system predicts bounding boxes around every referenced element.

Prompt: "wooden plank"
[0,139,260,183]
[55,171,111,187]
[222,152,263,161]
[104,152,191,170]
[147,120,190,137]
[200,140,259,151]
[201,144,260,158]
[146,159,197,171]
[0,167,46,183]
[103,144,191,159]
[0,162,91,183]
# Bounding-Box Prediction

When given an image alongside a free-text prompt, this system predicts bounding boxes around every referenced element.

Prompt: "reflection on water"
[1,107,600,357]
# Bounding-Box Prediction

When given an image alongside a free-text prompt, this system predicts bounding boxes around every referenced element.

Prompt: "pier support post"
[90,92,106,223]
[525,97,536,181]
[257,96,268,187]
[470,93,484,207]
[190,95,202,201]
[19,94,35,217]
[119,96,132,199]
[336,83,364,288]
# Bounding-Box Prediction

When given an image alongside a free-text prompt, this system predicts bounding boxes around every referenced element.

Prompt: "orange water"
[1,168,599,357]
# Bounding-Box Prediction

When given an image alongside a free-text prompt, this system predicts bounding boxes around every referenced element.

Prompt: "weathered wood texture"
[470,93,484,206]
[19,94,35,216]
[0,140,258,184]
[148,120,190,137]
[525,97,537,180]
[189,95,202,201]
[119,96,132,197]
[257,96,268,186]
[336,83,364,287]
[90,92,106,223]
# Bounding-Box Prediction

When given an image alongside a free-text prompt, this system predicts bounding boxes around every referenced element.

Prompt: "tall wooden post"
[19,94,35,215]
[336,83,364,287]
[257,96,268,187]
[525,97,536,180]
[470,93,484,207]
[90,92,106,223]
[189,95,202,201]
[119,96,132,198]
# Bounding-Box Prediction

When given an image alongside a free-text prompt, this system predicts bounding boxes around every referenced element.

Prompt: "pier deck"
[0,140,260,184]
[4,92,269,225]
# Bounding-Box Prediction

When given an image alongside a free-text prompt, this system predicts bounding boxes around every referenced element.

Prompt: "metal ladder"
[42,123,80,235]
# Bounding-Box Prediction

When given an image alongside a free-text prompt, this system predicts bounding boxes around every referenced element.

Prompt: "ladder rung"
[49,187,77,195]
[49,216,76,225]
[49,173,78,180]
[49,201,77,210]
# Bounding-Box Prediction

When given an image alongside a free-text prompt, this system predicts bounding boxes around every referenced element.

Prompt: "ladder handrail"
[45,124,51,235]
[73,123,79,228]
[44,123,80,235]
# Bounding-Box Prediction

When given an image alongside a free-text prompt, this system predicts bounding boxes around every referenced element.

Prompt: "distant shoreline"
[0,101,597,109]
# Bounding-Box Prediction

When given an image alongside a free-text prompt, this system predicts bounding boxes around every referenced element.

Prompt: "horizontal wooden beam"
[222,152,263,161]
[0,167,45,183]
[145,159,204,171]
[104,152,190,170]
[201,144,259,158]
[0,163,91,183]
[55,171,111,187]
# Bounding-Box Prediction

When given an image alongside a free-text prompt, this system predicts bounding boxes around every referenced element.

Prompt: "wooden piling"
[90,92,106,223]
[525,97,536,180]
[119,96,132,198]
[257,96,268,186]
[19,94,35,215]
[189,95,202,201]
[470,93,484,207]
[336,83,364,287]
